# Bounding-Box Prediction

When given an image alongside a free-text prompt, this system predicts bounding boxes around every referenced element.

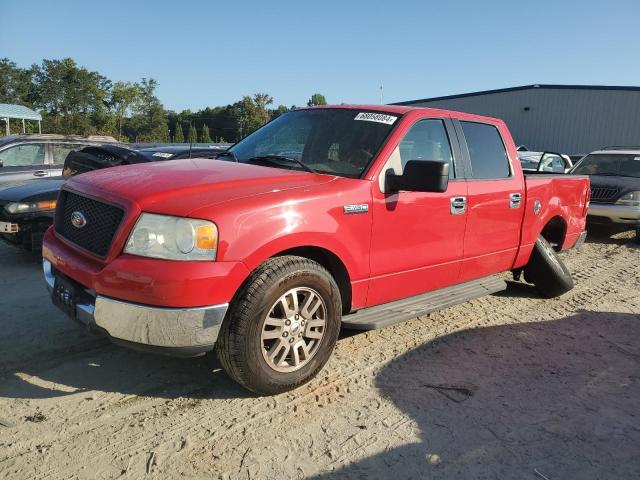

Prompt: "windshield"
[227,109,399,178]
[572,153,640,177]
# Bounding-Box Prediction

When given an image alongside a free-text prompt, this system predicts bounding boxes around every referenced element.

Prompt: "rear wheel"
[524,236,574,298]
[216,256,341,395]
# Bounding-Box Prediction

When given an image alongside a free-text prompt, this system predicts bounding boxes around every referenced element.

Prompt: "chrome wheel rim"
[261,287,327,373]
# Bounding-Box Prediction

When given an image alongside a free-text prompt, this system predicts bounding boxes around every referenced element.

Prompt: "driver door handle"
[450,196,467,215]
[33,170,47,177]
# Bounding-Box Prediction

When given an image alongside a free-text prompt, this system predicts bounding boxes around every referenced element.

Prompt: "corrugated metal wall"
[403,87,640,155]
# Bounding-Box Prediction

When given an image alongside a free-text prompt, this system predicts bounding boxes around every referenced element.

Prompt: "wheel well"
[540,216,567,250]
[276,246,352,314]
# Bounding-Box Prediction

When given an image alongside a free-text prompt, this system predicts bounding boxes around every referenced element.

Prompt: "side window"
[539,153,565,173]
[461,121,510,179]
[398,119,454,178]
[51,143,85,165]
[0,143,46,167]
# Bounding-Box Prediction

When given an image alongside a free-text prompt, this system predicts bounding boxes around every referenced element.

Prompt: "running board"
[342,276,507,331]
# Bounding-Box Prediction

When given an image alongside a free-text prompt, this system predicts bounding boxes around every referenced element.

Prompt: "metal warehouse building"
[395,84,640,155]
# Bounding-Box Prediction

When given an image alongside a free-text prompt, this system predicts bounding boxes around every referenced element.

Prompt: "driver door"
[367,116,468,307]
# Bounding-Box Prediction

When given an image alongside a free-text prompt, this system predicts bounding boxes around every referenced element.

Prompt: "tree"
[29,58,111,135]
[110,81,140,140]
[307,93,327,106]
[174,123,184,143]
[234,93,273,138]
[187,123,197,144]
[0,58,33,105]
[127,77,168,141]
[200,123,212,143]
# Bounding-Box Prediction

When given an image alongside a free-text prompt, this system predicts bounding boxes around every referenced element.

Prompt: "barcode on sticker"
[354,112,397,125]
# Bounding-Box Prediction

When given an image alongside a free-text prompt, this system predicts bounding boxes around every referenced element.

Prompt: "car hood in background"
[0,177,65,203]
[65,158,337,217]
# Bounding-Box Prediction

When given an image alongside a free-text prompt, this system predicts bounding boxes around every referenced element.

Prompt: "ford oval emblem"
[71,211,87,229]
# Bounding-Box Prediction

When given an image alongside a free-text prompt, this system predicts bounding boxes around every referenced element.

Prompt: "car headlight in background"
[124,213,218,261]
[615,191,640,207]
[4,200,57,214]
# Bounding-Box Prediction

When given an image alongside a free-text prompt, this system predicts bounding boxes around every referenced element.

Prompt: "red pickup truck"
[42,105,590,394]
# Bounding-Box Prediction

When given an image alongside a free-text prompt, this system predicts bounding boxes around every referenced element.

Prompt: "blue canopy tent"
[0,104,42,136]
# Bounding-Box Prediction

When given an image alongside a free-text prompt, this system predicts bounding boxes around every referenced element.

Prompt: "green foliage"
[174,123,184,143]
[307,93,327,106]
[187,123,197,144]
[110,81,140,140]
[0,58,33,106]
[200,123,212,143]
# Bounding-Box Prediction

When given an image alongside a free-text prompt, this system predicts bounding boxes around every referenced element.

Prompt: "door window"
[461,121,510,179]
[51,143,85,165]
[0,143,46,167]
[398,119,454,177]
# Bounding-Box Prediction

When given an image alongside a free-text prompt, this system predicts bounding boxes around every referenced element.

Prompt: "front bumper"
[588,203,640,225]
[44,259,228,356]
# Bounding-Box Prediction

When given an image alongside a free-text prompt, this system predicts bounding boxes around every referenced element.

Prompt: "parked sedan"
[0,144,227,250]
[570,147,640,242]
[0,134,119,187]
[518,151,573,173]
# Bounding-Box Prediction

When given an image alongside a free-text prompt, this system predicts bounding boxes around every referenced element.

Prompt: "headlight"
[616,191,640,207]
[124,213,218,261]
[4,200,57,214]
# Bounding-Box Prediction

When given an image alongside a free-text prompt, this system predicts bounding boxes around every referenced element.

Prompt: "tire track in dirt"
[2,233,638,479]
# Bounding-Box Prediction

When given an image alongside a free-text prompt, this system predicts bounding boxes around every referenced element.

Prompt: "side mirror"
[386,160,449,193]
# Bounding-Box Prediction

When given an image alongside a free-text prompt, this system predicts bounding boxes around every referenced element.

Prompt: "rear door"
[0,142,48,186]
[367,115,468,306]
[455,120,524,282]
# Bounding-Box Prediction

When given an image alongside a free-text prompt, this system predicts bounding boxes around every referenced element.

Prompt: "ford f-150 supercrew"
[42,105,590,394]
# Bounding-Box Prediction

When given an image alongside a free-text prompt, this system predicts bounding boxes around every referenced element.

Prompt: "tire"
[216,256,342,395]
[635,227,640,244]
[524,236,574,298]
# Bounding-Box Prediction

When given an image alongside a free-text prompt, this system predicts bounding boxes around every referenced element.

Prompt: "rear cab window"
[461,121,510,179]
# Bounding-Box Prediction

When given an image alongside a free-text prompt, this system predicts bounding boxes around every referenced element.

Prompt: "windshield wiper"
[216,150,239,162]
[245,155,316,173]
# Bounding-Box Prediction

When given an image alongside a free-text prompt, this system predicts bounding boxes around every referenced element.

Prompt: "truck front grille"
[55,191,124,257]
[590,186,620,203]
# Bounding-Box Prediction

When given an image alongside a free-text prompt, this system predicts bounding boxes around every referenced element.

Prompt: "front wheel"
[524,236,574,298]
[216,256,342,395]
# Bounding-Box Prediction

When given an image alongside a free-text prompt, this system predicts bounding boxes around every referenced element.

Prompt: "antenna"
[380,82,384,104]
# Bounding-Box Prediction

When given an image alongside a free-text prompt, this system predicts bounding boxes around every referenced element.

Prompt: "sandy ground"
[0,228,639,479]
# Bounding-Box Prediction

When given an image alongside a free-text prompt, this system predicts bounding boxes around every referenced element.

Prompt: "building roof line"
[392,84,640,105]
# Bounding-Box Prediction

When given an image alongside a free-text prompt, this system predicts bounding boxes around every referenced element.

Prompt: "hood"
[66,158,336,216]
[0,177,65,203]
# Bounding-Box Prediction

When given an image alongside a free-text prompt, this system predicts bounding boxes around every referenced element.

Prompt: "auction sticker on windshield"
[354,112,397,125]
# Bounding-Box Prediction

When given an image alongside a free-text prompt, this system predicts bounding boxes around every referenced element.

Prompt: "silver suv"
[0,134,119,187]
[570,147,640,242]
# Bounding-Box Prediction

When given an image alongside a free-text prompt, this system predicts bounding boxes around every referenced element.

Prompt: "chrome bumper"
[588,203,640,225]
[573,230,588,249]
[43,259,228,354]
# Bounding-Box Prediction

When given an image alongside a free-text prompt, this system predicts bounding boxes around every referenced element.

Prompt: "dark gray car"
[0,134,119,186]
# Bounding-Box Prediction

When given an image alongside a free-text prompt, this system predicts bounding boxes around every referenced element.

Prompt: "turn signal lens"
[5,200,57,214]
[196,225,217,250]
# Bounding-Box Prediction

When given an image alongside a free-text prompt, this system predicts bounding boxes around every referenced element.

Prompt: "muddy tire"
[216,256,341,395]
[524,236,574,298]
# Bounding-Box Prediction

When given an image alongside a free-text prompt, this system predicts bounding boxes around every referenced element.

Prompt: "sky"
[2,0,639,112]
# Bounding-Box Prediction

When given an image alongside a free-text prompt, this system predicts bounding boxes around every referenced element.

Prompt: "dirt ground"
[0,228,639,480]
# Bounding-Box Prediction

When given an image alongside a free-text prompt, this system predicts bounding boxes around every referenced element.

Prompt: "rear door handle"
[450,196,467,215]
[33,170,47,177]
[509,193,522,209]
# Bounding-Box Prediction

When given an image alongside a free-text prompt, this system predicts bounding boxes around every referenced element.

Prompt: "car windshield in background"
[227,109,399,178]
[572,153,640,177]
